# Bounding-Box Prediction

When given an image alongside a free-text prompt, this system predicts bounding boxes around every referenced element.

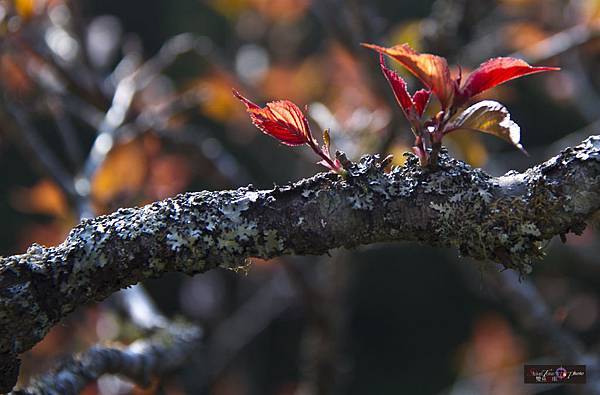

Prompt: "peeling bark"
[1,136,600,391]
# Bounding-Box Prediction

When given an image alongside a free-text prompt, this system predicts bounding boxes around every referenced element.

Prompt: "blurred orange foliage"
[17,221,69,250]
[250,0,310,22]
[195,72,243,123]
[11,179,69,217]
[471,314,524,371]
[445,131,489,168]
[387,142,411,166]
[0,54,33,96]
[502,22,549,52]
[91,140,147,207]
[458,313,526,395]
[210,0,250,18]
[210,0,310,21]
[146,153,192,200]
[14,0,37,19]
[388,21,424,54]
[327,44,380,119]
[261,57,325,104]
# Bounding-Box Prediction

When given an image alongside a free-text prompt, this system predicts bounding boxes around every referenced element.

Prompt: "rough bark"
[1,136,600,391]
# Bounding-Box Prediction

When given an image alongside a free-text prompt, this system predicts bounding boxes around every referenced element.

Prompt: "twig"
[75,34,220,197]
[1,100,77,199]
[509,24,598,65]
[46,98,85,169]
[202,268,296,383]
[66,87,252,186]
[12,324,202,395]
[108,285,169,332]
[289,252,352,395]
[310,0,405,154]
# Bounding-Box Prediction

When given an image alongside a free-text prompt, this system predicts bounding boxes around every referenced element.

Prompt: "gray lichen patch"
[353,150,566,273]
[347,192,374,210]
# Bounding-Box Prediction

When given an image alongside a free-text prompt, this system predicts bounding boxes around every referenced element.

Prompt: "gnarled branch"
[1,136,600,392]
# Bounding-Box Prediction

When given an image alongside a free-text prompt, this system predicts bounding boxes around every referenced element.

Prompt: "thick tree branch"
[1,136,600,391]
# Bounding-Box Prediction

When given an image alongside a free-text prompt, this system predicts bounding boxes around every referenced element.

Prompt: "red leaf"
[412,89,431,117]
[379,54,413,115]
[363,43,453,109]
[379,55,431,119]
[233,89,313,146]
[459,57,559,103]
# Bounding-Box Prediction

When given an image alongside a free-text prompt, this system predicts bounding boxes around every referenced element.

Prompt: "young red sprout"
[362,43,559,167]
[233,89,343,174]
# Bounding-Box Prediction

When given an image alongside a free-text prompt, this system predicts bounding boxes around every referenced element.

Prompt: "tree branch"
[12,324,201,395]
[2,136,600,391]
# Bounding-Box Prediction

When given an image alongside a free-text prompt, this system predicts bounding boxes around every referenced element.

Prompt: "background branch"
[12,323,201,395]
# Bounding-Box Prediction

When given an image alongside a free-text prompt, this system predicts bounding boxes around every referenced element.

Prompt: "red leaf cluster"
[362,42,559,166]
[363,43,559,110]
[364,43,453,109]
[233,43,559,171]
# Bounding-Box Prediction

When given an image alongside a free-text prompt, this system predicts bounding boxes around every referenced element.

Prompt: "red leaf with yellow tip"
[458,57,559,103]
[363,43,453,109]
[233,89,313,146]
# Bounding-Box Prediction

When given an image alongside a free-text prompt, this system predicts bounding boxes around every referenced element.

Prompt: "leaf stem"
[307,139,344,175]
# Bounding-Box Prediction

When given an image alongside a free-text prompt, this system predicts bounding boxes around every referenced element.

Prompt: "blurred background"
[0,0,599,394]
